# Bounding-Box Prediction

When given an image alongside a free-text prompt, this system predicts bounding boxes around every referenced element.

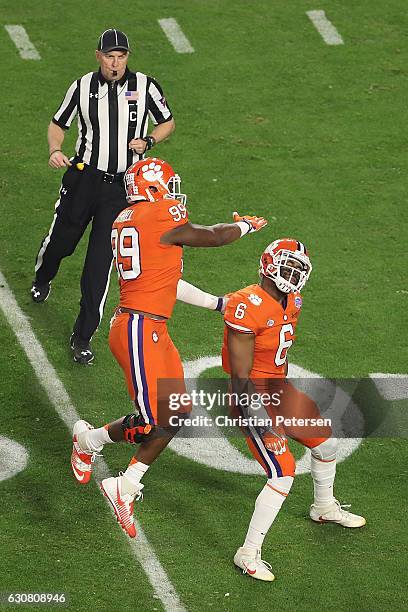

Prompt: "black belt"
[73,161,125,184]
[115,307,167,321]
[100,171,125,184]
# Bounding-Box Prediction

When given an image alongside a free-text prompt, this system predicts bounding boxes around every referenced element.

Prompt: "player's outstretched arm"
[176,279,226,313]
[161,212,267,248]
[177,278,228,314]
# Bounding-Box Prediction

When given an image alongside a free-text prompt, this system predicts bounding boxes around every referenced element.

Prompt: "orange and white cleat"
[100,475,143,539]
[310,499,366,528]
[234,547,275,582]
[71,420,99,484]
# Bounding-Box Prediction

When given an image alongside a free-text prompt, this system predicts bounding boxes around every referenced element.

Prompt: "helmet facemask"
[166,175,187,205]
[262,249,312,293]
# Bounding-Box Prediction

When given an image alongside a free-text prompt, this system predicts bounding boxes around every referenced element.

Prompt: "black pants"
[34,164,127,341]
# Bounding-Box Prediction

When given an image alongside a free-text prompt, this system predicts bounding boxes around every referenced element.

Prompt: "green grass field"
[0,1,407,610]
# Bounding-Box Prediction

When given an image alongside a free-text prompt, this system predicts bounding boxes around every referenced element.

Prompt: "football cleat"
[100,475,144,539]
[234,547,275,582]
[310,499,366,528]
[71,420,99,484]
[70,333,94,365]
[30,281,51,303]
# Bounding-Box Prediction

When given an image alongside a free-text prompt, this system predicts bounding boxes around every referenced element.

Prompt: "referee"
[31,29,175,364]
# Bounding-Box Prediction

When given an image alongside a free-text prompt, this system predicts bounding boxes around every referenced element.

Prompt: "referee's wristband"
[143,136,156,150]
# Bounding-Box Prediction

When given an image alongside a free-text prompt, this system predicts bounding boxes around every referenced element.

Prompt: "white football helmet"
[259,238,312,293]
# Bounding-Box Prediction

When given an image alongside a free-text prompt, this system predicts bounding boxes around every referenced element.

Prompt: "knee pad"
[266,475,294,497]
[122,413,153,444]
[311,437,337,462]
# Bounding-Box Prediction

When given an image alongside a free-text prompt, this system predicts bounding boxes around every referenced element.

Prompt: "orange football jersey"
[111,198,188,318]
[222,284,303,378]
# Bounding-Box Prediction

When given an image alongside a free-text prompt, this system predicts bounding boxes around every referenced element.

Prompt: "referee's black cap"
[97,29,131,53]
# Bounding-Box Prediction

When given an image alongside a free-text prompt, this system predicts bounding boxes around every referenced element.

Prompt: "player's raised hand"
[233,211,268,234]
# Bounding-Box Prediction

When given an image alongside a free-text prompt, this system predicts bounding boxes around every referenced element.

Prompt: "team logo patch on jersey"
[115,209,134,223]
[152,331,159,343]
[267,319,275,327]
[249,293,262,306]
[295,296,302,309]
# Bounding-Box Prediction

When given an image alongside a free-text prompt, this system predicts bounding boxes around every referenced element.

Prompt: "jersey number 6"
[275,323,294,367]
[111,227,141,280]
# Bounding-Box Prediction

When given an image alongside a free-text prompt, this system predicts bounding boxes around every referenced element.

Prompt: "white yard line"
[158,18,194,53]
[0,269,185,612]
[369,373,408,401]
[4,25,41,60]
[306,10,344,46]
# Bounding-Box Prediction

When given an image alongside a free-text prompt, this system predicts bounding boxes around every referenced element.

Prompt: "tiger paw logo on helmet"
[124,157,187,205]
[141,161,163,182]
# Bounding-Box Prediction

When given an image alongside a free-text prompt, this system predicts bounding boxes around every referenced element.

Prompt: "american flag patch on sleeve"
[125,90,139,101]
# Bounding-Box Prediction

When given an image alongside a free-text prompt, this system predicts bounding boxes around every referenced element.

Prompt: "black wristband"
[215,297,224,312]
[143,136,156,151]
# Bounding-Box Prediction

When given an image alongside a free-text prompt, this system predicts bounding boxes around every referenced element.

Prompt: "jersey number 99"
[168,203,187,222]
[111,227,141,280]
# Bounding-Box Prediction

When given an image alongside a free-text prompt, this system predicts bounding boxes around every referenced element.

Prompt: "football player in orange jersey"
[70,157,267,538]
[223,239,365,581]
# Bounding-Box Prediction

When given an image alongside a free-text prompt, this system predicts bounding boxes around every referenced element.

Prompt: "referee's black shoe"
[70,333,94,365]
[31,281,51,303]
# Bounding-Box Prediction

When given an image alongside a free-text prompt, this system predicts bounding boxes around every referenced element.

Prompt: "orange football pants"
[235,378,332,479]
[109,312,188,425]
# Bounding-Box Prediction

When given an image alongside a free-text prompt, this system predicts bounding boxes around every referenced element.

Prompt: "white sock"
[123,460,150,494]
[310,439,337,507]
[78,426,113,453]
[243,476,293,553]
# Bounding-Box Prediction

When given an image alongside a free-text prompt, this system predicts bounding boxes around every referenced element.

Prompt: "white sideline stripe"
[370,373,408,401]
[306,10,344,46]
[4,25,41,60]
[158,18,194,53]
[0,269,185,612]
[0,436,29,482]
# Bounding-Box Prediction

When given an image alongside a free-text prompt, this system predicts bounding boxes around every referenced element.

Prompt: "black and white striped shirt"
[52,68,172,173]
